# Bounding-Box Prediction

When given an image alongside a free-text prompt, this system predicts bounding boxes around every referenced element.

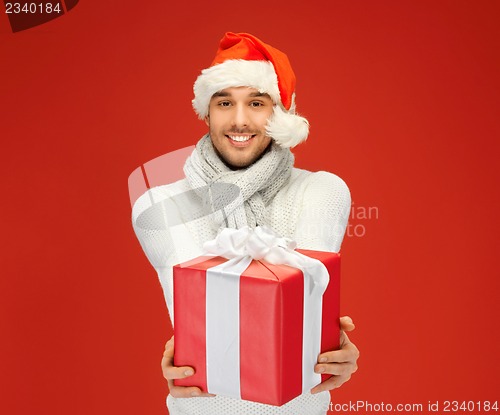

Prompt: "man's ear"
[204,115,210,127]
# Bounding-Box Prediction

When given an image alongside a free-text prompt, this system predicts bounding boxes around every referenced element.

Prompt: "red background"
[1,1,499,414]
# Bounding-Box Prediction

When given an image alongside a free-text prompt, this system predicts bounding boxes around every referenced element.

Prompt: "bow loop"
[203,226,328,294]
[204,226,297,263]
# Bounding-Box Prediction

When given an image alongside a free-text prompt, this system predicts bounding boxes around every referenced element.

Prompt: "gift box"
[173,230,340,406]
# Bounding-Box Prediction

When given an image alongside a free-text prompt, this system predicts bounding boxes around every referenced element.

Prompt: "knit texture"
[132,167,351,415]
[184,134,294,230]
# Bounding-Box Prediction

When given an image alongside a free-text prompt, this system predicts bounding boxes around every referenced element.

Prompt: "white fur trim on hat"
[192,60,281,119]
[266,105,309,148]
[193,59,309,148]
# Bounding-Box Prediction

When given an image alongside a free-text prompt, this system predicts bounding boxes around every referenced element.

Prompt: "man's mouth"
[226,134,256,143]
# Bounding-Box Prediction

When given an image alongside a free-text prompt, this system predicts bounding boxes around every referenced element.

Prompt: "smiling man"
[132,32,359,415]
[206,88,274,169]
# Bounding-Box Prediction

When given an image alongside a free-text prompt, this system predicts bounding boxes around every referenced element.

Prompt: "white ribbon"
[203,226,330,396]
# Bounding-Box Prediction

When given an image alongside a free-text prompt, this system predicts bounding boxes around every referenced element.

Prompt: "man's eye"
[250,101,263,107]
[218,101,231,107]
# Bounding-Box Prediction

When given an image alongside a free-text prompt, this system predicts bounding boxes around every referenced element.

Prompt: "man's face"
[206,87,274,169]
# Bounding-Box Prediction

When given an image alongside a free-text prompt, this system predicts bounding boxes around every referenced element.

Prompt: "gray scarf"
[184,134,294,230]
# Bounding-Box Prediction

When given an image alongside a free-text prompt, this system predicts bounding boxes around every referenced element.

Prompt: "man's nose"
[232,103,249,128]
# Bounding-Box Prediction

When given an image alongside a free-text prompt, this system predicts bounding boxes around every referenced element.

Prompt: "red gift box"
[173,249,340,406]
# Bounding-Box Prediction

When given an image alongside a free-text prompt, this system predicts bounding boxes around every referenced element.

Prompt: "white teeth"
[228,135,251,142]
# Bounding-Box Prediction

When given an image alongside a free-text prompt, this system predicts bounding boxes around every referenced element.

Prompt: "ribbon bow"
[204,226,329,294]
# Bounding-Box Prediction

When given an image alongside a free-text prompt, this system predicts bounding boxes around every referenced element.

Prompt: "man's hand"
[311,316,360,394]
[161,336,215,398]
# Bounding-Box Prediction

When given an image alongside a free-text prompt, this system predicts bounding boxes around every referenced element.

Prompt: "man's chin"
[222,157,253,171]
[212,138,273,170]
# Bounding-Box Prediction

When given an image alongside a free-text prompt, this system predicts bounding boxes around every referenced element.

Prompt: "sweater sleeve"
[131,189,177,320]
[132,184,206,324]
[293,171,351,252]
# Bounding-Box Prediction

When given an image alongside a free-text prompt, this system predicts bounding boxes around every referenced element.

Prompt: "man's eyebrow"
[211,91,272,98]
[212,91,230,98]
[249,92,271,98]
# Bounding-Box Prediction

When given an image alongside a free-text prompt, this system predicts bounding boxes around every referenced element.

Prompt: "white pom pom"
[266,105,309,148]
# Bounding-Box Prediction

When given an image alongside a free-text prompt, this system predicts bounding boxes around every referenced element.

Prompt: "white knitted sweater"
[132,167,351,415]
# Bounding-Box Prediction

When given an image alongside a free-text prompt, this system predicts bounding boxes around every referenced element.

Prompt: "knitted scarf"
[184,134,294,230]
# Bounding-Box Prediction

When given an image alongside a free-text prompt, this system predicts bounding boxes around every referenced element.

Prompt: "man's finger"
[162,335,215,398]
[314,361,358,377]
[310,374,350,394]
[162,351,173,367]
[162,337,175,365]
[339,316,355,331]
[162,363,197,381]
[318,342,360,364]
[167,379,215,398]
[161,339,197,381]
[165,336,174,349]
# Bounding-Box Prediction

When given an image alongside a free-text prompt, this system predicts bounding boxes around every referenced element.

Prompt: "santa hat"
[192,32,309,148]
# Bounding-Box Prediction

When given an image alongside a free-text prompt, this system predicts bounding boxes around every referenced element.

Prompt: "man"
[132,32,359,415]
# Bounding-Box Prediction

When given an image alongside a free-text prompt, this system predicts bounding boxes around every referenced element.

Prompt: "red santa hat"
[192,32,309,148]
